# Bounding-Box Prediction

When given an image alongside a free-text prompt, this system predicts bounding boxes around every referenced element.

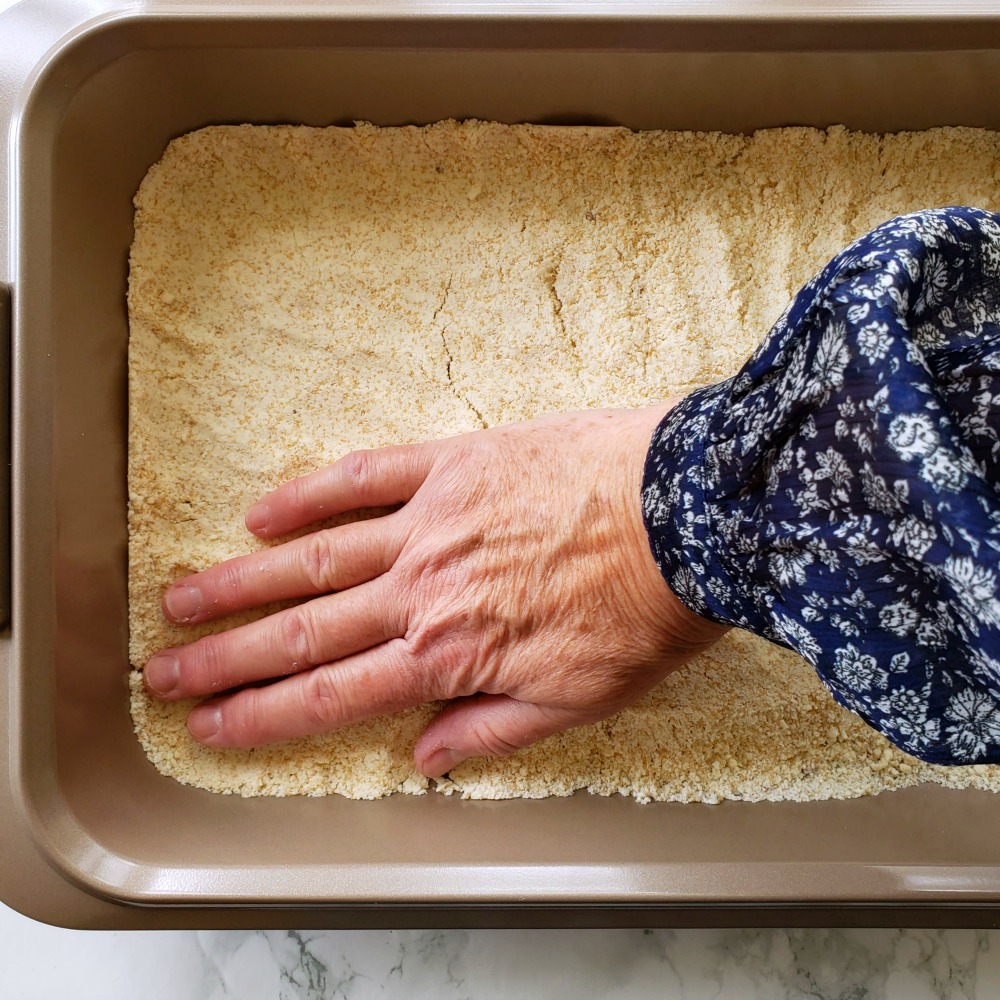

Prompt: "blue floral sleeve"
[641,206,1000,765]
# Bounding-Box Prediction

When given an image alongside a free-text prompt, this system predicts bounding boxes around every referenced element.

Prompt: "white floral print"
[914,253,950,314]
[809,325,851,401]
[919,447,968,492]
[888,517,937,559]
[888,413,939,460]
[857,321,894,363]
[814,447,853,489]
[877,686,941,744]
[941,557,1000,629]
[944,689,1000,759]
[833,644,888,691]
[642,207,1000,765]
[769,546,814,587]
[879,601,920,636]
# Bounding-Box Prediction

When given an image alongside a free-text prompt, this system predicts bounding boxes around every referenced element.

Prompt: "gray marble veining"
[4,905,1000,1000]
[1,0,999,997]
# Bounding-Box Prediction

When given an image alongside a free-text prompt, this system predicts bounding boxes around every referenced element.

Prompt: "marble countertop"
[4,1,1000,995]
[3,902,1000,998]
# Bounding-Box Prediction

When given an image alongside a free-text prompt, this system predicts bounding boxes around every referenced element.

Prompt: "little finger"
[186,637,441,747]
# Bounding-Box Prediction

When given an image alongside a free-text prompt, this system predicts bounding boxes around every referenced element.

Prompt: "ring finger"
[145,575,406,700]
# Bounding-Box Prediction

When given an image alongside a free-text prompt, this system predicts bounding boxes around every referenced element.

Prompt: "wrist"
[618,403,730,659]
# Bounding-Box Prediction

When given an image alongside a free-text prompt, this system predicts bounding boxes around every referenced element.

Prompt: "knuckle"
[340,448,377,498]
[285,475,307,512]
[402,624,474,700]
[402,614,436,659]
[403,602,454,661]
[403,549,460,614]
[279,608,323,670]
[384,637,428,701]
[302,532,336,592]
[211,559,249,604]
[441,643,481,699]
[387,569,422,640]
[470,718,522,758]
[299,669,346,730]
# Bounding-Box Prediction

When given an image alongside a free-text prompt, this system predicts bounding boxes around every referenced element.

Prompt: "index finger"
[247,442,435,538]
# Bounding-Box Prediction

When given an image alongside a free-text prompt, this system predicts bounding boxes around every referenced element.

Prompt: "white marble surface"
[3,0,1000,996]
[3,903,1000,1000]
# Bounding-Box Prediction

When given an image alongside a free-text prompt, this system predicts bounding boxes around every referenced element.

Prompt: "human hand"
[143,406,728,777]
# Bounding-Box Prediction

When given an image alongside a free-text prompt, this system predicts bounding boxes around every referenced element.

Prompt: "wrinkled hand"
[144,406,728,776]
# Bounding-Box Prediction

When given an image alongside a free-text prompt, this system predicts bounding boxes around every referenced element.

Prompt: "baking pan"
[6,0,1000,929]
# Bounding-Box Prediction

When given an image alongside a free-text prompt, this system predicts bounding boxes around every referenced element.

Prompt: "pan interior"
[13,13,1000,904]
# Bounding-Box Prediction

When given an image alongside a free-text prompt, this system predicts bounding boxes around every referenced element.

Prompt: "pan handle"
[0,284,8,630]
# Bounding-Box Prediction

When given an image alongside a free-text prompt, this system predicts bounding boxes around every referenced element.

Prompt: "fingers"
[413,695,577,777]
[162,514,405,625]
[247,443,436,538]
[145,578,405,700]
[186,638,435,747]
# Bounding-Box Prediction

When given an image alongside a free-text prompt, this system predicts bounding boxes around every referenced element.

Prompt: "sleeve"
[641,206,1000,766]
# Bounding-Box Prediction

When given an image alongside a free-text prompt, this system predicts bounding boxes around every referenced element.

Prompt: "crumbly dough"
[128,121,1000,800]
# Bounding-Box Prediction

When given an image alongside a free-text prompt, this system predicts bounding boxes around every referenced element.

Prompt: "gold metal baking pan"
[4,0,1000,928]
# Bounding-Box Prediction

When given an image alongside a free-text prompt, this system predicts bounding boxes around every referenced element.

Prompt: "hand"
[144,406,728,777]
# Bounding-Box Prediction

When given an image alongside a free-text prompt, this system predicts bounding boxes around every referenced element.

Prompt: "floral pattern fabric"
[641,206,1000,765]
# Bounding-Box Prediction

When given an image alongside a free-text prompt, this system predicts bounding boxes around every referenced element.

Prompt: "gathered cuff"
[641,382,778,640]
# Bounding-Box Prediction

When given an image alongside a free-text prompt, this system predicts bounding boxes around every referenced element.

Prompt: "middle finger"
[145,576,405,700]
[162,513,405,625]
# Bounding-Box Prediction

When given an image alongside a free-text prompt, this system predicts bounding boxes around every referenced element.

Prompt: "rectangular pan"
[5,0,1000,928]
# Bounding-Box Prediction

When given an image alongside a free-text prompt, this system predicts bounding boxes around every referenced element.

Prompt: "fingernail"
[422,747,466,777]
[145,654,180,697]
[188,705,222,741]
[164,585,202,622]
[246,502,271,532]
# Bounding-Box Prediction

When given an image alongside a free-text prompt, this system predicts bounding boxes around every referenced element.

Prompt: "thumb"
[414,694,576,777]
